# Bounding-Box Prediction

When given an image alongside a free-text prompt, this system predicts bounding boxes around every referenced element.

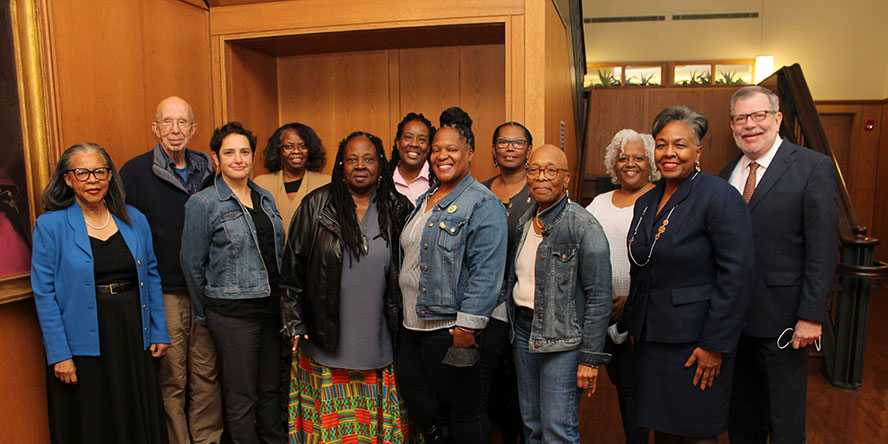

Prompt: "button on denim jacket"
[505,194,612,366]
[181,176,285,323]
[407,175,508,329]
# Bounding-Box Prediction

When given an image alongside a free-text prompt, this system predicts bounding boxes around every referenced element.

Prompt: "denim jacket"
[181,176,285,323]
[408,175,508,329]
[505,194,612,366]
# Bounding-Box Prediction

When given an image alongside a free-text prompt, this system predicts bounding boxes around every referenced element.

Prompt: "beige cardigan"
[253,170,331,234]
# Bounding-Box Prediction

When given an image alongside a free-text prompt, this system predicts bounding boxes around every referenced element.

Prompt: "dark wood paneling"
[275,43,505,179]
[584,87,738,178]
[874,102,888,260]
[141,0,214,152]
[0,300,50,443]
[816,103,884,238]
[51,0,213,164]
[226,44,279,175]
[237,24,504,57]
[277,49,392,176]
[460,44,506,181]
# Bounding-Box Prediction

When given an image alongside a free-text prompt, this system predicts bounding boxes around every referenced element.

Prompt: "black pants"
[605,336,648,444]
[478,318,523,443]
[206,310,286,444]
[729,335,808,444]
[396,327,487,444]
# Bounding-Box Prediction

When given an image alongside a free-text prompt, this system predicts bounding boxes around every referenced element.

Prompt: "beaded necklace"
[627,171,699,267]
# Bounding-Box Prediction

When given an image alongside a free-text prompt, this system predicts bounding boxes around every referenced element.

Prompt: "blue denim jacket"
[181,176,285,322]
[408,175,508,329]
[505,195,612,366]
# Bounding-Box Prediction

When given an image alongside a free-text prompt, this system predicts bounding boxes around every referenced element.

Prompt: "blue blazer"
[624,172,754,353]
[31,203,170,365]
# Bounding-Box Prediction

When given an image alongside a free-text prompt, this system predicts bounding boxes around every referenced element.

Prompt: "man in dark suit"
[722,86,838,444]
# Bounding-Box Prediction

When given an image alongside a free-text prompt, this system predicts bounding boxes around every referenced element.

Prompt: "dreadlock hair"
[438,106,475,150]
[263,122,326,172]
[330,131,398,261]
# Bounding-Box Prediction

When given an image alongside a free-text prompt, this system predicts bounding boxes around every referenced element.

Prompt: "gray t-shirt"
[302,200,393,370]
[399,205,456,331]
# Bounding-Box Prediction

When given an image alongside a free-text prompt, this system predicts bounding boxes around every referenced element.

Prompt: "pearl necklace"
[84,211,111,230]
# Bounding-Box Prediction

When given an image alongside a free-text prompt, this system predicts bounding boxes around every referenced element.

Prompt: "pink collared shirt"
[393,163,430,206]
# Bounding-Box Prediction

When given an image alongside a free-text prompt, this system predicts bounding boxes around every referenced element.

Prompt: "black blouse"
[89,231,137,285]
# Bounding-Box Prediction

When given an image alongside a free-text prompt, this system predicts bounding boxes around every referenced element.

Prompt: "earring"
[493,158,499,168]
[695,159,702,172]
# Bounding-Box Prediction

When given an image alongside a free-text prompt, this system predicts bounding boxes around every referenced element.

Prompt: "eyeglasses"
[66,167,111,182]
[156,118,193,133]
[730,110,776,125]
[495,138,529,150]
[526,165,569,179]
[281,142,308,153]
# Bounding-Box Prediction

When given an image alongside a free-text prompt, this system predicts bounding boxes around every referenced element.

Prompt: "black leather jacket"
[280,184,413,352]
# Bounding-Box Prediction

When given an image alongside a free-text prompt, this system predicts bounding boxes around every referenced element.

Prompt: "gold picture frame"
[0,0,59,304]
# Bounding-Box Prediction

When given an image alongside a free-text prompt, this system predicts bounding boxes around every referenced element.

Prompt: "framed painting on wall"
[0,0,57,303]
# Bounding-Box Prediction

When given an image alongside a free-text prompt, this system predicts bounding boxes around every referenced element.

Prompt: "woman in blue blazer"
[624,107,754,443]
[31,143,170,444]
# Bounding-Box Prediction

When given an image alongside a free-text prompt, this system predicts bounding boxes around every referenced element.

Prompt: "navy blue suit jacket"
[625,172,754,353]
[719,140,838,337]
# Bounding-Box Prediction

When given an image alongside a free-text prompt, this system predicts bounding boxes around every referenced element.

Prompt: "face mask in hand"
[776,327,822,351]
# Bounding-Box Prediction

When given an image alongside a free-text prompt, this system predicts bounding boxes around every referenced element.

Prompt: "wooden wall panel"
[876,102,888,259]
[276,44,506,179]
[543,1,578,175]
[459,44,506,181]
[583,89,647,176]
[0,300,50,443]
[50,0,212,164]
[817,103,883,236]
[277,50,391,176]
[209,0,522,36]
[398,47,461,129]
[584,87,737,177]
[140,0,214,152]
[50,0,148,160]
[226,44,278,175]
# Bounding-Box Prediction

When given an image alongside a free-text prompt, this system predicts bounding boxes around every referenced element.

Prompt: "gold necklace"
[532,212,544,234]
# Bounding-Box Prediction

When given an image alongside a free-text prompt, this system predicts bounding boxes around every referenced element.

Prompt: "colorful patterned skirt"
[289,350,408,444]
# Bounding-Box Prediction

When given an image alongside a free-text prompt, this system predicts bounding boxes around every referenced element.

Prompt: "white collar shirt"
[728,135,783,195]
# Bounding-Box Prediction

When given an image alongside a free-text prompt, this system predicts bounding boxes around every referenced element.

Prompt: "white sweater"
[586,191,634,299]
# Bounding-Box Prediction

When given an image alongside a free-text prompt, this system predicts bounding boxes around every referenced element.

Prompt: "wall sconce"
[754,55,774,83]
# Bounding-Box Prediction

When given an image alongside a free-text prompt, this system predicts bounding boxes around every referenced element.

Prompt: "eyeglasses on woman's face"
[66,167,111,182]
[494,138,529,150]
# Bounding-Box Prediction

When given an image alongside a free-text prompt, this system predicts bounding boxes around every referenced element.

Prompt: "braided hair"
[330,131,398,261]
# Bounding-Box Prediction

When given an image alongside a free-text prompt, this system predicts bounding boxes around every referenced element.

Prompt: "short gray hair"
[603,129,660,184]
[652,106,709,145]
[730,86,780,114]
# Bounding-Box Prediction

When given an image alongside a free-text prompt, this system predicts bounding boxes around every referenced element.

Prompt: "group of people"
[30,85,837,444]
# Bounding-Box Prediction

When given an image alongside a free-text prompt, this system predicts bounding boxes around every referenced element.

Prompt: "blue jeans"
[513,309,580,443]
